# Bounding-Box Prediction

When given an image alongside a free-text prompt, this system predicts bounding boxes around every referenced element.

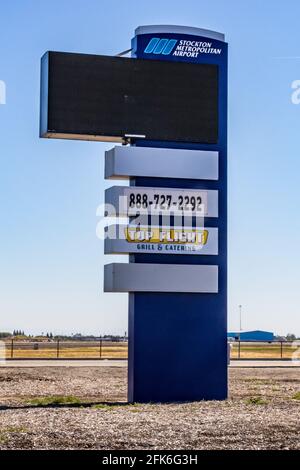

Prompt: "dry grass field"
[4,341,128,359]
[0,366,299,449]
[3,341,298,360]
[230,342,298,359]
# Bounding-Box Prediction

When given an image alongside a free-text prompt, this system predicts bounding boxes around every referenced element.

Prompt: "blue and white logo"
[143,37,222,59]
[144,38,177,55]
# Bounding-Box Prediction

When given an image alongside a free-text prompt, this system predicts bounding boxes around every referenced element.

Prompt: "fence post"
[57,339,60,359]
[11,339,14,359]
[280,341,283,359]
[99,339,102,358]
[238,340,241,359]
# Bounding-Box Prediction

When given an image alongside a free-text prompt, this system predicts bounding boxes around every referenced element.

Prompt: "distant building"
[227,330,274,341]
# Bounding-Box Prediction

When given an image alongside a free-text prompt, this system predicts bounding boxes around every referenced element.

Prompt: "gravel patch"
[0,367,299,450]
[0,367,126,405]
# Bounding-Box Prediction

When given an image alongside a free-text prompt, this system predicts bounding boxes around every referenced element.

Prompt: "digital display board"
[40,51,219,144]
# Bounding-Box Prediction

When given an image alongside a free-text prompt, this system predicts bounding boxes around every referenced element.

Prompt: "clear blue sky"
[0,0,300,336]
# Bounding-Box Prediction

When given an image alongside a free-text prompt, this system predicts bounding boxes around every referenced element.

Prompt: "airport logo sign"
[144,37,222,58]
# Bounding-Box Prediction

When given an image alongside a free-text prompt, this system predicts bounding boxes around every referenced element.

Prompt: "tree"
[286,333,296,341]
[0,332,12,338]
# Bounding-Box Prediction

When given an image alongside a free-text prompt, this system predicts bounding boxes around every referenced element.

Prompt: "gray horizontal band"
[104,226,218,256]
[104,263,218,293]
[105,146,219,181]
[135,25,225,42]
[105,186,218,217]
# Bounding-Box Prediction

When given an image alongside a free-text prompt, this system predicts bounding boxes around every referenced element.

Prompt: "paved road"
[0,359,127,367]
[230,360,300,368]
[0,359,300,368]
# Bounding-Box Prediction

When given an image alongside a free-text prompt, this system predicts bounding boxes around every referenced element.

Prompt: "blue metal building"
[227,330,274,341]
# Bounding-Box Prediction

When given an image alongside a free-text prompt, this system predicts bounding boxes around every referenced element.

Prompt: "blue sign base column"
[129,292,227,402]
[128,26,228,403]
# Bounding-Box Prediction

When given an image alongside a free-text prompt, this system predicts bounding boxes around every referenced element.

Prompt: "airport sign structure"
[40,24,228,402]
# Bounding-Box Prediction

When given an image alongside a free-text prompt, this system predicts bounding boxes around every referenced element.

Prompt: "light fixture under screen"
[40,51,219,144]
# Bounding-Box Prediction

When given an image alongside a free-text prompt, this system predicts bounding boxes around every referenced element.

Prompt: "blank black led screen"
[40,51,219,144]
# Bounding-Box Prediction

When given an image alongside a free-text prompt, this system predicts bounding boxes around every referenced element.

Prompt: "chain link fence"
[230,341,298,360]
[5,339,128,359]
[0,339,299,360]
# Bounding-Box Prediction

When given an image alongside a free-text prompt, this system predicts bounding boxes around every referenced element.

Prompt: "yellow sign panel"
[125,227,209,245]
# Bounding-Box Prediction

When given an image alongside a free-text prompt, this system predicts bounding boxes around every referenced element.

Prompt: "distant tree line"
[5,330,299,341]
[0,332,12,338]
[286,333,297,341]
[13,330,25,336]
[0,331,127,341]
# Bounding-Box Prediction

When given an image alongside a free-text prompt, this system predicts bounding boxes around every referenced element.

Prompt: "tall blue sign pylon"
[128,25,228,403]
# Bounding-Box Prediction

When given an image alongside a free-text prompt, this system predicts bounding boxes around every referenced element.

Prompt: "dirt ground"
[0,366,299,450]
